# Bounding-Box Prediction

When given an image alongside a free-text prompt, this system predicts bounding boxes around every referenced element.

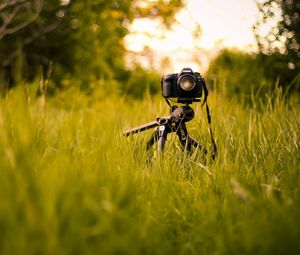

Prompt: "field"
[0,85,299,255]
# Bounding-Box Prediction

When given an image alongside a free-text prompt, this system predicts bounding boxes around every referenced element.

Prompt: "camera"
[161,67,205,103]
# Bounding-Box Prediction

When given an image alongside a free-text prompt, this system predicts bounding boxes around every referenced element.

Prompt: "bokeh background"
[0,0,299,100]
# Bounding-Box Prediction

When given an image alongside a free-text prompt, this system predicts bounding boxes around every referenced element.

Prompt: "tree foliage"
[254,0,300,70]
[0,0,183,92]
[206,49,299,103]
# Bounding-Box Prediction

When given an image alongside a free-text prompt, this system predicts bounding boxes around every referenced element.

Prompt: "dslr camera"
[161,67,205,103]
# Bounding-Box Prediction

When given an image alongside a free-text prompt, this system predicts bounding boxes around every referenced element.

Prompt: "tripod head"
[123,104,195,137]
[169,105,194,123]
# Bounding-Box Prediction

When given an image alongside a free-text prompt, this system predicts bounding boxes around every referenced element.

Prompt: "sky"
[125,0,260,73]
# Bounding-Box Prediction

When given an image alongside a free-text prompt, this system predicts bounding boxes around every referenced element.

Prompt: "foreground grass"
[0,86,299,255]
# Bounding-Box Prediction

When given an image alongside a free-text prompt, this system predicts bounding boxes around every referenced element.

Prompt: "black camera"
[161,68,205,103]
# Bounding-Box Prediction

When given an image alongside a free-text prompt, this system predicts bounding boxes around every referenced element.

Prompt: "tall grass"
[0,85,299,255]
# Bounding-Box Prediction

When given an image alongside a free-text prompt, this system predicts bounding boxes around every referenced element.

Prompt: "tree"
[0,0,183,92]
[0,0,42,40]
[205,49,295,103]
[254,0,300,70]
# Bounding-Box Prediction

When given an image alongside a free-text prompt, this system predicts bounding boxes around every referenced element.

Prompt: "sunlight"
[125,0,260,72]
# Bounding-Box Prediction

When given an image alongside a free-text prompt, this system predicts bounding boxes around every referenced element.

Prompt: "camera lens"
[179,75,196,91]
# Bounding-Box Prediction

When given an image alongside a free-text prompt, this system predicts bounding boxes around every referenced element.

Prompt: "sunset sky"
[125,0,261,73]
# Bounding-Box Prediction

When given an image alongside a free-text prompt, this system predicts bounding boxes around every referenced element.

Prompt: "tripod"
[123,104,207,154]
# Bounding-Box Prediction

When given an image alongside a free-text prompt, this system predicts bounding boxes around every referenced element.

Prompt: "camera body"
[161,68,205,103]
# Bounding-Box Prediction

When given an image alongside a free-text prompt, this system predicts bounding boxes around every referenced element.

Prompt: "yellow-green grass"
[0,85,299,255]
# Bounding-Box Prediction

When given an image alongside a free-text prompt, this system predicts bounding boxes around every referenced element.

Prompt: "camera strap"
[205,101,217,160]
[165,98,172,108]
[202,81,217,160]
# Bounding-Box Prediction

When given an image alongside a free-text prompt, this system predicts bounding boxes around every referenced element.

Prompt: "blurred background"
[0,0,299,101]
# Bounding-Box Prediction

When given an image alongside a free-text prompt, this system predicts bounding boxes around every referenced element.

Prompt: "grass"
[0,85,299,255]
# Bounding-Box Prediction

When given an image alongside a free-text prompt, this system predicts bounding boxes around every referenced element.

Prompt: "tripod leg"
[175,123,192,152]
[188,135,208,154]
[146,129,159,150]
[157,125,168,153]
[175,123,207,154]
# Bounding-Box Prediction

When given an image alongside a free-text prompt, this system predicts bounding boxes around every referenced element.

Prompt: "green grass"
[0,85,299,255]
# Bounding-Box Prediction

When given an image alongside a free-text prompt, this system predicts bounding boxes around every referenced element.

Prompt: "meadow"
[0,84,299,255]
